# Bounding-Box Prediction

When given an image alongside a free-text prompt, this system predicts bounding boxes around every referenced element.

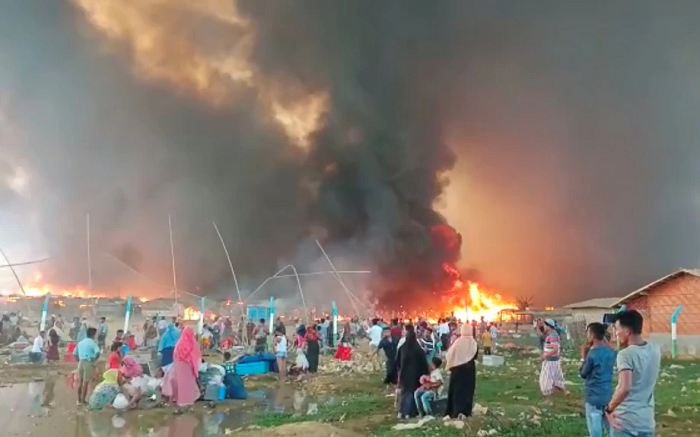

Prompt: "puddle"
[0,379,323,436]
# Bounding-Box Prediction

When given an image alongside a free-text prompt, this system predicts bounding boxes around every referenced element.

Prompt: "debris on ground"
[444,419,466,430]
[238,422,363,437]
[318,354,376,375]
[472,403,488,416]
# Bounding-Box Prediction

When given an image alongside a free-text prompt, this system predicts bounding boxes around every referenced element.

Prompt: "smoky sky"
[2,0,700,306]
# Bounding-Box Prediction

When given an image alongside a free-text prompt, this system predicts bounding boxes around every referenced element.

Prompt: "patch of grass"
[252,392,391,428]
[250,340,700,436]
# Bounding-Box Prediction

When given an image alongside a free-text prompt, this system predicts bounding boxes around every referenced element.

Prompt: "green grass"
[249,343,700,436]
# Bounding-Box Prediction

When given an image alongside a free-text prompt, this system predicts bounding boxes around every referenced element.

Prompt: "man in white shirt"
[367,318,384,371]
[368,318,383,348]
[30,331,45,363]
[438,319,450,356]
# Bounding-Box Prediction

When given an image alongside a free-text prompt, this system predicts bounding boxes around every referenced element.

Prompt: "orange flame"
[442,263,517,322]
[183,306,201,321]
[1,272,105,298]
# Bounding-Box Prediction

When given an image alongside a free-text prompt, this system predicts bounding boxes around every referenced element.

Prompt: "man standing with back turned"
[605,310,661,437]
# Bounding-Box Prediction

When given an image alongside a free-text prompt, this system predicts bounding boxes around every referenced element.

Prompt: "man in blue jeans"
[605,310,661,437]
[580,322,615,437]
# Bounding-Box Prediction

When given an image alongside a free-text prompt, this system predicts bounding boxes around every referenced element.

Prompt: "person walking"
[580,322,615,437]
[605,310,660,437]
[539,319,567,400]
[161,327,202,410]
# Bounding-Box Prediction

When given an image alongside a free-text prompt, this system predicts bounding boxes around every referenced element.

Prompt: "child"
[290,348,309,377]
[114,329,124,345]
[108,342,122,370]
[481,329,493,355]
[222,352,236,375]
[274,329,288,382]
[413,357,444,417]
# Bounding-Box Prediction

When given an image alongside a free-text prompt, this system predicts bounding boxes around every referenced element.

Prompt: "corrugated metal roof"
[563,297,621,309]
[611,268,700,307]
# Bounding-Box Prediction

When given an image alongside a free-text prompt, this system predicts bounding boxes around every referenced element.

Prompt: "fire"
[441,263,517,322]
[0,272,104,298]
[183,306,201,321]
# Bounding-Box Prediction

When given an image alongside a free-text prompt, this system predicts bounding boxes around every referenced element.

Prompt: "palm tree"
[516,295,534,311]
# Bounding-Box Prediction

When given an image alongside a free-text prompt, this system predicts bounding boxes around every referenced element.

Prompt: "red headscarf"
[174,327,202,376]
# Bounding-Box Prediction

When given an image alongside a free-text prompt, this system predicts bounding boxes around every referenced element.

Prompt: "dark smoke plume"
[2,1,700,307]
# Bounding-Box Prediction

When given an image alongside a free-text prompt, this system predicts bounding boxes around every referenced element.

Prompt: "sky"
[2,1,700,307]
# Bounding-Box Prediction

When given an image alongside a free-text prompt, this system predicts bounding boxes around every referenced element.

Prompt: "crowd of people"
[342,310,660,437]
[10,306,663,436]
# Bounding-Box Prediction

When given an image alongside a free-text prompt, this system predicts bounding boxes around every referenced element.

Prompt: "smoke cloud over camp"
[2,1,700,306]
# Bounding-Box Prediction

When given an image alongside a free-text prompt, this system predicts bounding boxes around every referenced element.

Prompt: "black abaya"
[397,344,429,417]
[446,351,478,418]
[307,339,319,373]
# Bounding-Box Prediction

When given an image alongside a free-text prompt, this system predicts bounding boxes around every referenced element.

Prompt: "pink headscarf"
[174,327,202,375]
[120,355,144,378]
[446,324,478,370]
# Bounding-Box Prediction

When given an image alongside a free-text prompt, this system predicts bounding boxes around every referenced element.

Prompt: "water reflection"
[1,381,323,437]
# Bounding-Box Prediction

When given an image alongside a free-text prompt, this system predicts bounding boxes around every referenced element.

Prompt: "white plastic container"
[482,354,505,367]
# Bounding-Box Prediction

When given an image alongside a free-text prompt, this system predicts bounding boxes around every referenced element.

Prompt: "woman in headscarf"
[76,318,88,343]
[396,326,429,419]
[162,327,201,409]
[120,356,144,379]
[304,325,320,373]
[120,356,145,408]
[159,323,181,370]
[539,318,567,400]
[88,369,122,410]
[445,323,479,419]
[46,328,60,363]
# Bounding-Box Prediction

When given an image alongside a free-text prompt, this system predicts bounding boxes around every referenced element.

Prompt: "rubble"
[472,403,488,416]
[444,419,466,430]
